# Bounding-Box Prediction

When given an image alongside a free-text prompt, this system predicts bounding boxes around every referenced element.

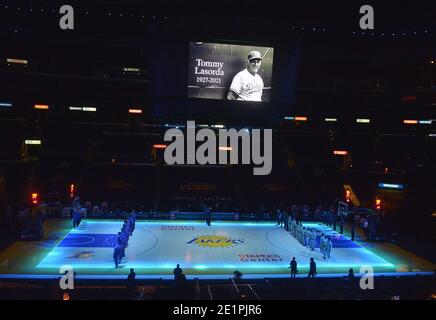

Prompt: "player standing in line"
[310,228,317,251]
[320,234,326,259]
[325,236,333,260]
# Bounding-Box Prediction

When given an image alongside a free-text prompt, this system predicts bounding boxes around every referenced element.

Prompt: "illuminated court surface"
[1,219,434,279]
[37,220,396,277]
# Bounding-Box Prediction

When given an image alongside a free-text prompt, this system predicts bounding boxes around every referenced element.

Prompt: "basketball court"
[2,219,433,280]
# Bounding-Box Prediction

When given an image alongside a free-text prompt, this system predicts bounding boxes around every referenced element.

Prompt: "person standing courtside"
[289,257,298,278]
[308,258,317,278]
[126,268,136,297]
[173,264,183,280]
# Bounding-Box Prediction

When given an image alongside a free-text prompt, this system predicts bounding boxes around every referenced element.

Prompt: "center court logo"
[187,235,245,248]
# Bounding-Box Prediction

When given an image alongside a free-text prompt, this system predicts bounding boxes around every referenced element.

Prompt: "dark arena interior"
[0,0,435,304]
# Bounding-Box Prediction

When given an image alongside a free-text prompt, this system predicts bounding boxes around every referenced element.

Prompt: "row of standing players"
[276,207,347,234]
[279,214,333,260]
[285,213,335,278]
[113,213,136,268]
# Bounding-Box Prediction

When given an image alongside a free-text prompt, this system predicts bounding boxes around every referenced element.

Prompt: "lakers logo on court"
[187,235,245,248]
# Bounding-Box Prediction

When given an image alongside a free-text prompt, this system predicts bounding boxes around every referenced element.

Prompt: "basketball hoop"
[338,202,348,216]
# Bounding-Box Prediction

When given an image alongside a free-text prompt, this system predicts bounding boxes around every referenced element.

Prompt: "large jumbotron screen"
[151,39,297,120]
[187,42,274,102]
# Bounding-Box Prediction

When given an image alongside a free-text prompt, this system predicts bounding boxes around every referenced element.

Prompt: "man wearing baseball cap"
[227,50,264,102]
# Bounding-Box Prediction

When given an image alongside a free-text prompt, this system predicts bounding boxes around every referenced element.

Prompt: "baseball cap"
[247,51,262,61]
